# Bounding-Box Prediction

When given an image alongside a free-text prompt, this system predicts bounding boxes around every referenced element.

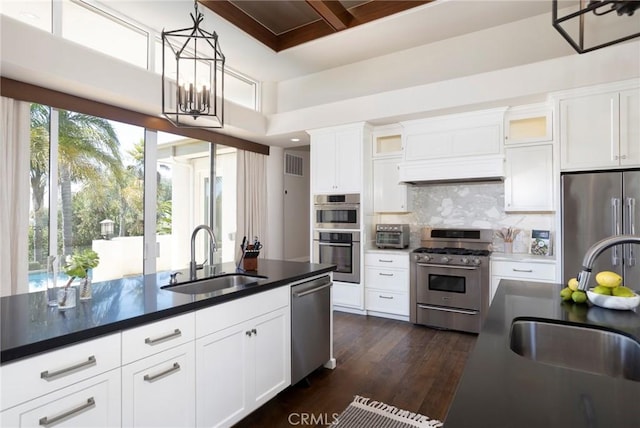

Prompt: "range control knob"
[421,255,431,262]
[440,256,450,263]
[461,257,470,265]
[472,258,482,266]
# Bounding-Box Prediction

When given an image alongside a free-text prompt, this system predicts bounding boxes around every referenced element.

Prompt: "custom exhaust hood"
[397,107,508,185]
[398,154,505,185]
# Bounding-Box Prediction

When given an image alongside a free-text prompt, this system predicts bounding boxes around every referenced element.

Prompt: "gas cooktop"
[413,247,491,257]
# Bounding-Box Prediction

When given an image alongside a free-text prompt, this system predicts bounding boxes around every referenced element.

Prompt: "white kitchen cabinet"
[372,124,403,157]
[1,369,121,427]
[490,259,556,303]
[504,104,552,145]
[332,282,363,309]
[364,251,410,319]
[372,156,411,213]
[504,144,554,212]
[121,342,195,428]
[0,333,121,412]
[309,123,370,194]
[195,287,290,428]
[559,84,640,171]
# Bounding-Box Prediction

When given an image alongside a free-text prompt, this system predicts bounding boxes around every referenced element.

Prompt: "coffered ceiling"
[199,0,431,51]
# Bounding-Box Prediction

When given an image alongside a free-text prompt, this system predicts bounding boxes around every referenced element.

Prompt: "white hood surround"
[398,108,507,184]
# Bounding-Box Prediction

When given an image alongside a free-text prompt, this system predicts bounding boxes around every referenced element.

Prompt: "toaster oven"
[375,224,410,249]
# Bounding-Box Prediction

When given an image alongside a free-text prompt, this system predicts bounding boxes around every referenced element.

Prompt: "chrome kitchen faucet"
[577,234,640,290]
[190,224,218,280]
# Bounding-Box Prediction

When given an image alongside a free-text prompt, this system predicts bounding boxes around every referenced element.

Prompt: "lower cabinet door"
[251,307,290,408]
[121,342,195,428]
[196,322,249,428]
[1,369,121,427]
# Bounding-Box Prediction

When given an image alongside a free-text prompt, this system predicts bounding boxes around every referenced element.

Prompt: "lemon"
[612,286,635,297]
[571,290,587,304]
[560,287,573,301]
[591,285,612,295]
[568,278,579,291]
[595,271,622,288]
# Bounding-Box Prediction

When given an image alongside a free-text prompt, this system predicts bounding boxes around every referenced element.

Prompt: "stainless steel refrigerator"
[561,170,639,286]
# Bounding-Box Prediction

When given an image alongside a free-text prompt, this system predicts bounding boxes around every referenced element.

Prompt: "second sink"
[509,318,640,382]
[163,273,268,295]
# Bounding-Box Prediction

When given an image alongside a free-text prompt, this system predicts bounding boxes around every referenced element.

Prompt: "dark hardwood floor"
[234,312,477,427]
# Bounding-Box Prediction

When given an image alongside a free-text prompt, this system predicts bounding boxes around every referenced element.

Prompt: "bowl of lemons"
[586,271,640,311]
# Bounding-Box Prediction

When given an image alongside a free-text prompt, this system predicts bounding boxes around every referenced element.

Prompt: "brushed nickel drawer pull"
[512,268,533,273]
[39,397,95,426]
[41,356,96,380]
[378,272,394,277]
[143,362,181,382]
[145,328,181,345]
[378,259,393,263]
[379,295,394,300]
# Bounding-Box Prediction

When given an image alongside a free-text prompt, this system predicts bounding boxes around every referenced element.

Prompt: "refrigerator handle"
[626,197,636,267]
[611,198,621,266]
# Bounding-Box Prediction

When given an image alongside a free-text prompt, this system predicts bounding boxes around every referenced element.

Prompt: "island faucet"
[576,234,640,291]
[190,224,218,280]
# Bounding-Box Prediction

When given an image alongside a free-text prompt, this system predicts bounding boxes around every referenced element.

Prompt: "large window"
[27,101,238,292]
[28,106,146,290]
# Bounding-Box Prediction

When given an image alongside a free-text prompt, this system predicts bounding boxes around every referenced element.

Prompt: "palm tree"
[29,104,51,264]
[57,110,123,256]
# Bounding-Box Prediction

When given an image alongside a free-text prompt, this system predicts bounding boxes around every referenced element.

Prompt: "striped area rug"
[330,395,444,428]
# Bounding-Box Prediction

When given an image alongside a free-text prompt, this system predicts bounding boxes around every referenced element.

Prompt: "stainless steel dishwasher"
[291,275,332,385]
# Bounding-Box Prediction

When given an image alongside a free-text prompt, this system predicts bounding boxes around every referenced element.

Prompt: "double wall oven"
[410,228,493,334]
[312,194,361,284]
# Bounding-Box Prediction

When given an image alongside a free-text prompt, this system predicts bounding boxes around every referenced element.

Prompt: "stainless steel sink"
[162,273,267,295]
[509,318,640,381]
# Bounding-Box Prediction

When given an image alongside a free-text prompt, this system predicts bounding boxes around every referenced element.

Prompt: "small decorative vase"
[57,287,77,310]
[504,242,513,253]
[79,277,92,300]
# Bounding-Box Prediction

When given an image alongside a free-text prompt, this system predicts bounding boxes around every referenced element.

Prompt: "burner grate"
[413,247,490,257]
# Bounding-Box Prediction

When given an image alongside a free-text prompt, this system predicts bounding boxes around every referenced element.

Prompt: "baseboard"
[333,306,366,315]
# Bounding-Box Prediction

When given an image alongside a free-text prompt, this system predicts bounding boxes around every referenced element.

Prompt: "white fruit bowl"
[587,289,640,310]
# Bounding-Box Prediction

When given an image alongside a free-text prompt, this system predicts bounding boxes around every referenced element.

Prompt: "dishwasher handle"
[292,275,332,298]
[293,282,332,298]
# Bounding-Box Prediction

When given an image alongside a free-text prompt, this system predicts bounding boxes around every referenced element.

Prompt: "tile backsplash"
[377,182,555,254]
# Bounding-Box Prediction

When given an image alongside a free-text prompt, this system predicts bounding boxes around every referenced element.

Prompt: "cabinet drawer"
[365,290,409,316]
[1,333,121,411]
[332,282,362,309]
[196,286,289,338]
[365,253,409,269]
[122,312,195,365]
[1,368,121,427]
[365,267,408,293]
[491,261,556,281]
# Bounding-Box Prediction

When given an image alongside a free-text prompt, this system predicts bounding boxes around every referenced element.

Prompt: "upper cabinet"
[504,104,552,145]
[504,144,554,212]
[556,80,640,171]
[371,125,411,213]
[309,123,371,194]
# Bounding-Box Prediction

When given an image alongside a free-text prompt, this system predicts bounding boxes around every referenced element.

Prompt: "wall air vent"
[285,153,304,177]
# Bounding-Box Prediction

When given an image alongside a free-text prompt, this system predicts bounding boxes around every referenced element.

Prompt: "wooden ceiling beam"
[305,1,352,31]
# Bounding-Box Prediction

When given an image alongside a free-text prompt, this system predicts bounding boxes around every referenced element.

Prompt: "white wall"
[265,146,284,259]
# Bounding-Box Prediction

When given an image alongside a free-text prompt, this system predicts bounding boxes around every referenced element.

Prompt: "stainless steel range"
[410,228,493,334]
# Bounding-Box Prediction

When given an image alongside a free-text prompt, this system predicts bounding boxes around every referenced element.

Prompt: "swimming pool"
[28,271,70,293]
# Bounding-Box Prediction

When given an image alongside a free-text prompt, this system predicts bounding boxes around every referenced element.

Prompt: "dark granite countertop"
[1,259,335,364]
[445,279,640,428]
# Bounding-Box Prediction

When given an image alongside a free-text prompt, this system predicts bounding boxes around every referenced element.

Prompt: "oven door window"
[316,209,357,225]
[429,274,465,294]
[318,244,353,274]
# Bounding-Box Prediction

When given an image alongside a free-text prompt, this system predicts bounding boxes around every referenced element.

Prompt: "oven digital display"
[428,274,466,294]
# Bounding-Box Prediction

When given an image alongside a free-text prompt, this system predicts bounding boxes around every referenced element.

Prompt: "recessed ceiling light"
[291,138,300,142]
